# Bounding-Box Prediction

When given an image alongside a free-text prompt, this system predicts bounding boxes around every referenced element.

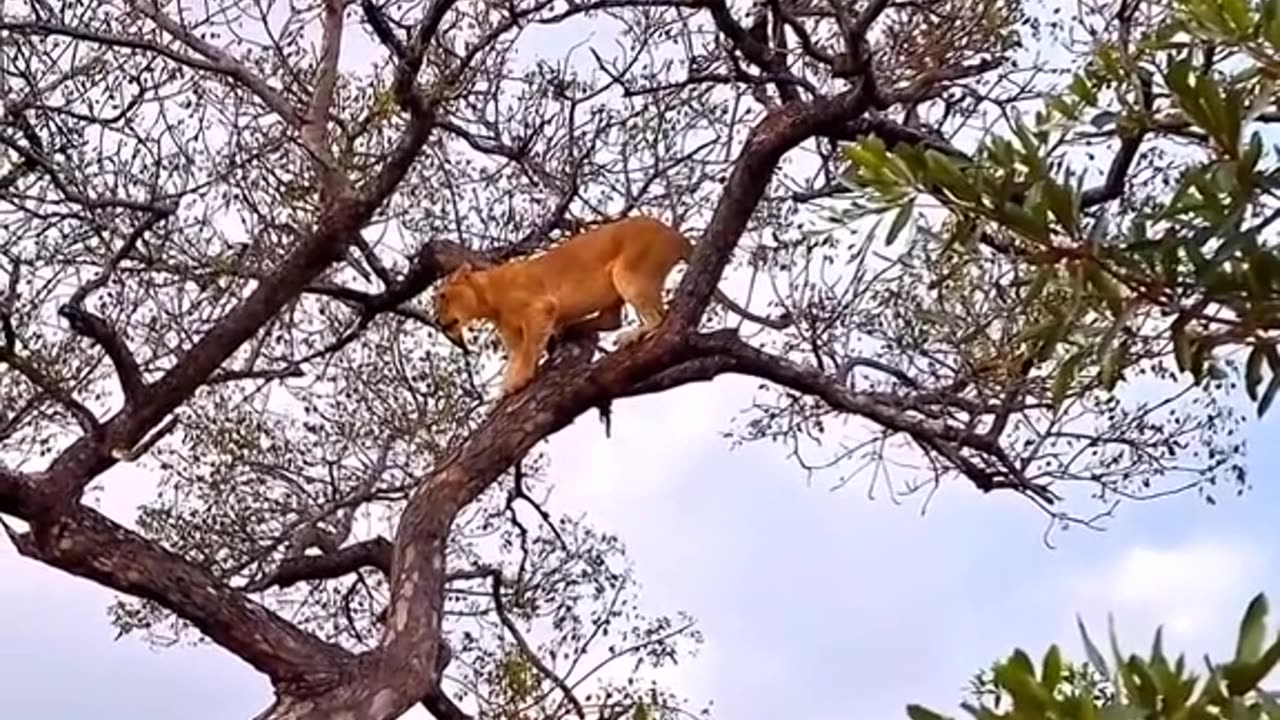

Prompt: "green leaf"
[846,142,888,174]
[1159,239,1182,284]
[884,198,916,247]
[1237,594,1269,663]
[1166,57,1206,128]
[1227,630,1280,696]
[1257,371,1280,417]
[1100,343,1125,390]
[924,151,978,203]
[1002,202,1051,241]
[1108,613,1125,670]
[1266,0,1280,47]
[1190,338,1213,382]
[1246,345,1266,400]
[1172,316,1194,372]
[1085,262,1125,315]
[995,654,1053,713]
[1070,72,1098,105]
[1135,655,1165,708]
[1045,179,1079,236]
[1042,644,1064,688]
[1008,649,1036,677]
[1221,0,1253,34]
[1052,349,1087,409]
[1078,615,1112,679]
[1197,73,1235,152]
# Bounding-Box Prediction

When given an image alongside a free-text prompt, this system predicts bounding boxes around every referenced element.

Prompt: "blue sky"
[3,372,1278,718]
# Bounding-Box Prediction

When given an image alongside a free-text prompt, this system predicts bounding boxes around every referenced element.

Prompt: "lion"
[433,215,778,397]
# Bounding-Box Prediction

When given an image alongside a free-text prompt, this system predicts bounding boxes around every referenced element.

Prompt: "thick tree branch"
[245,537,394,591]
[6,501,350,682]
[669,86,878,327]
[0,465,35,518]
[58,305,146,400]
[301,0,347,184]
[421,692,472,720]
[1079,70,1153,208]
[41,198,372,504]
[207,364,307,385]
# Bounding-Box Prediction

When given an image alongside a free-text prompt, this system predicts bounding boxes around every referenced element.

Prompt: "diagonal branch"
[301,0,348,185]
[360,0,457,112]
[244,537,394,591]
[58,305,146,401]
[0,20,273,99]
[617,330,1052,500]
[669,86,878,327]
[6,501,350,681]
[41,199,377,503]
[123,1,302,129]
[0,465,36,518]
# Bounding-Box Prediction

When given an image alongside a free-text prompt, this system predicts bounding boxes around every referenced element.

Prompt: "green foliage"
[911,593,1280,719]
[841,0,1280,418]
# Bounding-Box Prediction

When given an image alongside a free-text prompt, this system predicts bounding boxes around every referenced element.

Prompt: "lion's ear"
[454,261,473,277]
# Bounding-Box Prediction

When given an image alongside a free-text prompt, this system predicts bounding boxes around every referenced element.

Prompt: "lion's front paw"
[501,370,534,397]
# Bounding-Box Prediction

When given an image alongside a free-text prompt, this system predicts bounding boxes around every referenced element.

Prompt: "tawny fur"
[433,215,699,396]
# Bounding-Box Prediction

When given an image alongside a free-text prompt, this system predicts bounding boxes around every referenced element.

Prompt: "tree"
[909,593,1280,719]
[0,0,1256,718]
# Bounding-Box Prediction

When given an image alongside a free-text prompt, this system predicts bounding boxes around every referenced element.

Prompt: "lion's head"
[434,263,485,351]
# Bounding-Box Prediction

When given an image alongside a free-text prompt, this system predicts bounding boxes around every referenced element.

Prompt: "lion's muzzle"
[439,319,469,353]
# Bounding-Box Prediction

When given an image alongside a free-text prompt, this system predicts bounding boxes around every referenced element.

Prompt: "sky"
[5,1,1280,719]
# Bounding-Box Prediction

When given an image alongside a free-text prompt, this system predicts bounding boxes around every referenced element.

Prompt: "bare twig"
[487,569,586,719]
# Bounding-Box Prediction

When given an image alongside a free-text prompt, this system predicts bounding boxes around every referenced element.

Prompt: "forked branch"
[59,207,173,404]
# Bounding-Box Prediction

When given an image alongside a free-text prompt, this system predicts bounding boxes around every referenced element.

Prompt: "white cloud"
[1059,536,1268,661]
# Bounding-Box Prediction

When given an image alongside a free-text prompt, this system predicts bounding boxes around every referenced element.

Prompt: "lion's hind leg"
[613,266,668,348]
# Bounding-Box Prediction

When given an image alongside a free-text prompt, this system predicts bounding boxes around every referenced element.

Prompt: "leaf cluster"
[911,593,1280,720]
